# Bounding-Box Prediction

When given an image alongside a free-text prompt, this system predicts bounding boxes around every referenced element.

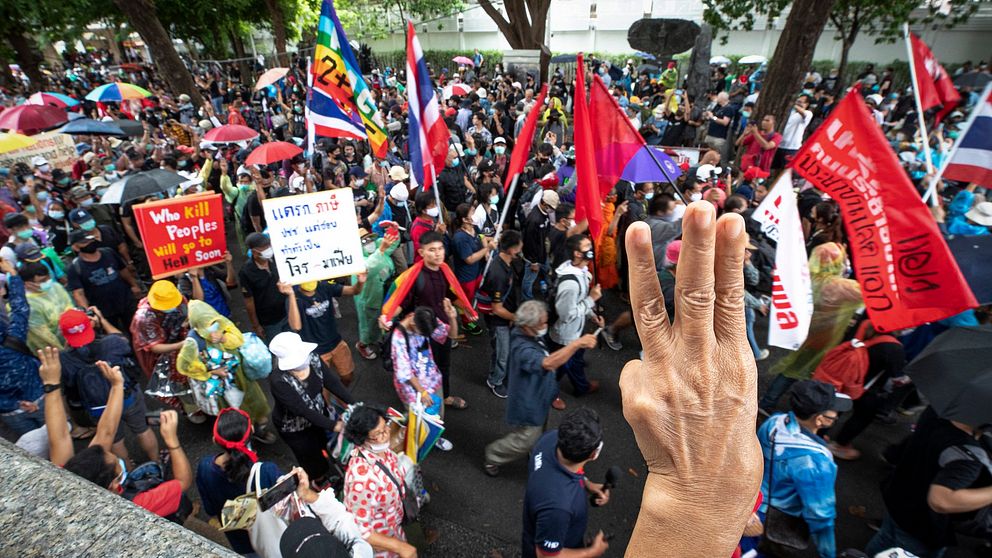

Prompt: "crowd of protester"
[1,46,991,558]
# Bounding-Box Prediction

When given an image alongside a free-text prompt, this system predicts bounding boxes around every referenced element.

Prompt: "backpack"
[516,181,542,223]
[812,323,899,399]
[64,336,137,417]
[545,274,579,329]
[381,326,411,374]
[122,461,193,525]
[240,332,272,381]
[942,444,992,538]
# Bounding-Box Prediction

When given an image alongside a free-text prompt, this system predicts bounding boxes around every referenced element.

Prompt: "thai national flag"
[406,21,450,191]
[943,84,992,189]
[308,86,366,141]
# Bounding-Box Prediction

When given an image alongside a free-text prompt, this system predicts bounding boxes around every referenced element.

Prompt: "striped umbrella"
[85,82,153,102]
[26,92,81,108]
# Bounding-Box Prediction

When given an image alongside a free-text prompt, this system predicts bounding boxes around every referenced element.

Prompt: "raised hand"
[620,201,762,557]
[37,347,62,385]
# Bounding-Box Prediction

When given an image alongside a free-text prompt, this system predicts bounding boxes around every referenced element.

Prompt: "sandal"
[70,426,96,440]
[444,396,468,410]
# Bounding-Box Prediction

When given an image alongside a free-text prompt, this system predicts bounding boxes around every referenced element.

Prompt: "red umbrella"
[203,124,259,143]
[245,141,303,166]
[0,105,68,135]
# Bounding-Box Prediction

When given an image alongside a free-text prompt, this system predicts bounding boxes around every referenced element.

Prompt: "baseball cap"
[493,137,506,145]
[348,166,367,178]
[68,186,90,201]
[88,176,110,191]
[82,152,97,164]
[444,107,457,118]
[31,156,49,167]
[541,189,560,209]
[389,183,409,202]
[743,166,770,181]
[14,242,42,262]
[789,380,853,417]
[665,240,682,266]
[59,309,95,348]
[68,208,93,225]
[269,332,318,371]
[148,280,182,311]
[279,516,350,558]
[68,230,96,246]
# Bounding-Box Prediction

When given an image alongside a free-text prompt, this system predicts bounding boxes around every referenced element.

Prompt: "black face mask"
[79,242,99,254]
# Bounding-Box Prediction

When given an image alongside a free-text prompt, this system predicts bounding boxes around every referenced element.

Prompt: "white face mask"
[259,247,274,259]
[535,327,548,337]
[690,192,703,202]
[367,441,390,453]
[426,207,439,218]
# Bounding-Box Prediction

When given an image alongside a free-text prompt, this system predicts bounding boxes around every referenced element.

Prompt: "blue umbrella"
[621,146,682,183]
[60,118,126,137]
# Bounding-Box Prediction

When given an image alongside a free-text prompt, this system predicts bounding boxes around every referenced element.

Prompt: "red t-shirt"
[131,479,183,517]
[740,132,781,172]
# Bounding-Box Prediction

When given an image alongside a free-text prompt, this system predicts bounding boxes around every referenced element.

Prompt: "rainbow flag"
[311,0,388,157]
[380,260,478,323]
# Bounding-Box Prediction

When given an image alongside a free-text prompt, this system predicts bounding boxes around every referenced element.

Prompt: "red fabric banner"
[133,193,226,279]
[589,75,647,197]
[573,54,604,240]
[789,90,976,332]
[910,33,961,123]
[503,84,549,192]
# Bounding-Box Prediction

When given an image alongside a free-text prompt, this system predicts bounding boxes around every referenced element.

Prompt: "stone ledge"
[0,437,238,558]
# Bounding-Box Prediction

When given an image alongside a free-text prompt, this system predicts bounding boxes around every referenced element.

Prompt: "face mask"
[162,307,178,314]
[395,200,407,207]
[16,229,33,240]
[80,198,95,208]
[450,158,460,168]
[355,179,365,187]
[661,213,677,223]
[259,247,274,259]
[39,164,51,173]
[80,219,97,231]
[105,164,116,172]
[690,192,703,202]
[464,148,477,156]
[38,279,54,291]
[490,196,500,206]
[644,192,655,201]
[367,441,390,453]
[426,206,439,218]
[583,249,595,260]
[36,191,50,202]
[80,243,99,254]
[494,146,505,155]
[19,186,30,196]
[48,211,64,220]
[741,111,751,118]
[178,160,189,168]
[535,327,548,337]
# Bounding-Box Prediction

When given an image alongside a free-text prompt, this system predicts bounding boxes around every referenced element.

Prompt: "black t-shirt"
[238,260,286,326]
[480,256,518,327]
[883,407,992,547]
[707,104,738,139]
[522,208,550,263]
[438,166,469,209]
[66,248,133,315]
[400,266,452,320]
[94,224,122,253]
[292,282,345,353]
[246,191,267,233]
[548,226,568,269]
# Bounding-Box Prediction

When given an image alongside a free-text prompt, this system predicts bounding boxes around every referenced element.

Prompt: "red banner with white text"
[789,89,976,332]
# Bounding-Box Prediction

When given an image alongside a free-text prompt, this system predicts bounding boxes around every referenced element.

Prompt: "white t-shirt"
[780,109,813,150]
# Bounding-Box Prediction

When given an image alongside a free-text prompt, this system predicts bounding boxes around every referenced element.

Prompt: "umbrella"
[947,235,992,304]
[99,169,187,205]
[442,83,473,100]
[634,51,657,60]
[0,132,37,154]
[452,56,474,67]
[637,64,660,74]
[246,141,303,166]
[906,327,992,428]
[26,92,80,109]
[953,71,992,89]
[621,146,684,183]
[113,118,145,137]
[254,67,289,91]
[60,118,126,137]
[0,105,69,135]
[738,55,767,65]
[550,54,577,64]
[85,82,153,102]
[204,124,259,143]
[710,55,731,65]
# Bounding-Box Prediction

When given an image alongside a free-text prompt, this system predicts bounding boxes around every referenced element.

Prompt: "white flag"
[752,169,813,350]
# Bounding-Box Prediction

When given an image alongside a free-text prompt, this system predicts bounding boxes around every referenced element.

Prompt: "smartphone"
[259,474,299,511]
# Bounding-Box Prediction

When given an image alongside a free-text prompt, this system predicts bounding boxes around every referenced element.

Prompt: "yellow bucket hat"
[148,280,182,311]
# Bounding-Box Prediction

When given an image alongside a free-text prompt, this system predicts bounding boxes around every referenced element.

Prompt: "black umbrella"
[948,235,992,304]
[953,71,991,89]
[99,169,187,205]
[906,327,992,428]
[550,54,577,63]
[60,118,126,137]
[113,118,145,137]
[637,63,659,74]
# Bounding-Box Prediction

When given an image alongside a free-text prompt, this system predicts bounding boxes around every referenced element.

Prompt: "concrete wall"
[0,437,238,558]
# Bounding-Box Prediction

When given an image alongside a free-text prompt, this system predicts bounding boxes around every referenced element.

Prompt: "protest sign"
[660,146,702,167]
[133,193,226,279]
[262,189,365,284]
[0,131,77,170]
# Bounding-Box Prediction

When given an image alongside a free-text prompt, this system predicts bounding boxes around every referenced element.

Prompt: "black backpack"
[122,461,193,525]
[545,274,579,329]
[63,336,137,417]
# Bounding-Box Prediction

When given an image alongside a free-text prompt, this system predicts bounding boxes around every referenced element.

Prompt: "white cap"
[696,164,722,181]
[477,87,488,97]
[178,170,203,192]
[268,332,317,371]
[866,94,884,106]
[389,183,409,202]
[199,140,217,151]
[236,165,252,177]
[31,156,49,167]
[512,81,522,89]
[541,189,560,209]
[493,137,506,145]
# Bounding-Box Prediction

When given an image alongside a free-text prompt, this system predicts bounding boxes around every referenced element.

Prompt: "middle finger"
[673,202,717,343]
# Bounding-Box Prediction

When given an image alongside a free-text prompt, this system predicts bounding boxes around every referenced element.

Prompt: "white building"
[365,0,992,64]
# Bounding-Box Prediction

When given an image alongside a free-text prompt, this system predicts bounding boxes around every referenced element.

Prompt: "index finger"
[624,221,673,360]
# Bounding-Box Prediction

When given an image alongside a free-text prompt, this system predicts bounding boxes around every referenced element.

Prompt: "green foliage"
[370,49,502,72]
[336,0,466,41]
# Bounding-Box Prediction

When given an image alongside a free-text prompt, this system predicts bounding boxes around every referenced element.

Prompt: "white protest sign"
[0,131,77,171]
[262,189,365,284]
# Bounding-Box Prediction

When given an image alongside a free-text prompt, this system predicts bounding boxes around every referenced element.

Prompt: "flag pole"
[475,172,520,307]
[904,23,937,206]
[923,81,992,204]
[305,57,315,158]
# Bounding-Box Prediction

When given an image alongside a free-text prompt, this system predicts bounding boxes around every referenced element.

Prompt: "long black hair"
[215,410,254,485]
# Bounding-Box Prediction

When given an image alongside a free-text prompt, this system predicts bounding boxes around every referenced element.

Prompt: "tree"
[477,0,552,81]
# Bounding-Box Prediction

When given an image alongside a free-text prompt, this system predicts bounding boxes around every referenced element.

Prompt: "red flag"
[789,89,976,332]
[910,33,961,123]
[589,76,647,196]
[503,84,549,192]
[573,54,604,240]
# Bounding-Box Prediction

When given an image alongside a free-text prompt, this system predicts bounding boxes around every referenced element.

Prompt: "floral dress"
[390,319,449,406]
[344,449,407,558]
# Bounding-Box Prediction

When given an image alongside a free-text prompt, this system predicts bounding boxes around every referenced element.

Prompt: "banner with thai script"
[262,189,365,284]
[133,193,226,279]
[790,89,976,332]
[752,169,813,349]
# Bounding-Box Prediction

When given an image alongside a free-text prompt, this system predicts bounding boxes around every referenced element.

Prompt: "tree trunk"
[754,0,838,133]
[264,0,289,66]
[478,0,552,82]
[8,30,45,92]
[0,49,17,91]
[99,22,124,65]
[112,0,205,107]
[686,23,713,103]
[229,27,253,85]
[835,37,854,95]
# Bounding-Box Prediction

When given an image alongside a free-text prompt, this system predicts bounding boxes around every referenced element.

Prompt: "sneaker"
[484,463,500,477]
[601,328,622,351]
[435,437,453,451]
[451,339,460,349]
[552,397,567,411]
[356,342,377,360]
[489,382,508,399]
[583,380,601,395]
[463,321,483,336]
[755,349,770,361]
[828,441,861,461]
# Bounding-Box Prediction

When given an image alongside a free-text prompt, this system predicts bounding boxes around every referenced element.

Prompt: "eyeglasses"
[820,413,839,424]
[368,427,390,441]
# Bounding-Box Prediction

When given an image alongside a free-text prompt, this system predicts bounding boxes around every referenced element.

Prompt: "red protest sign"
[790,89,976,332]
[133,193,226,279]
